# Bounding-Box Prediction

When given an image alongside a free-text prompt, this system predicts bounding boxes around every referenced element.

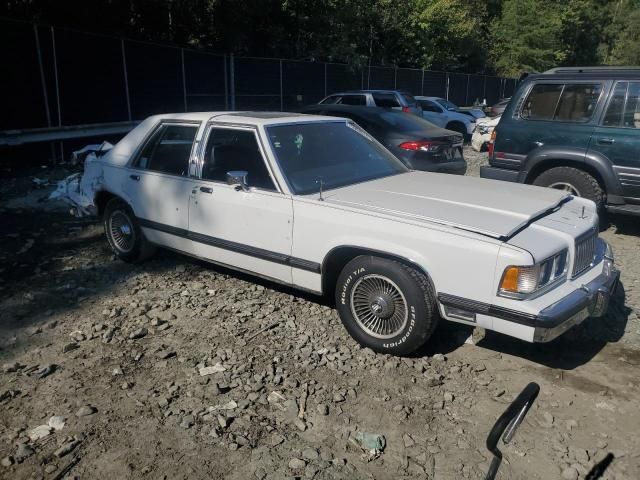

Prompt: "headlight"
[499,250,568,299]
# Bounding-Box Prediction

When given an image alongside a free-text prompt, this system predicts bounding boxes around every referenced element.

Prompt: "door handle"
[597,138,615,145]
[199,186,213,194]
[129,174,140,181]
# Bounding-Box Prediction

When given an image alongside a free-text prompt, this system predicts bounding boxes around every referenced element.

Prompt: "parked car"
[415,96,481,139]
[300,105,466,174]
[318,89,422,115]
[54,111,618,356]
[481,66,640,217]
[471,115,500,152]
[489,97,511,116]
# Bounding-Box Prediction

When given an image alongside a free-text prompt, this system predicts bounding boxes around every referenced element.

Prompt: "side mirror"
[484,382,540,480]
[226,170,249,191]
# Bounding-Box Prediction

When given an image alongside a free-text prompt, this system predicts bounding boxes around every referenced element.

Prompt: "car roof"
[415,96,445,101]
[526,66,640,82]
[330,89,410,95]
[142,111,340,126]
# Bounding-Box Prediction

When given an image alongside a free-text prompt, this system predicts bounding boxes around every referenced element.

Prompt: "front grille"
[572,232,597,277]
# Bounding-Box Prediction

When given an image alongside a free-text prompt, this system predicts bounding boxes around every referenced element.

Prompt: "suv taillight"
[402,106,410,113]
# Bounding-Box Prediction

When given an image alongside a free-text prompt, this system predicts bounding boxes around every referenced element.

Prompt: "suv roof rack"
[544,66,640,74]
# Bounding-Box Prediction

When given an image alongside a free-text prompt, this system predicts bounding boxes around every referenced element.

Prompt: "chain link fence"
[1,17,518,133]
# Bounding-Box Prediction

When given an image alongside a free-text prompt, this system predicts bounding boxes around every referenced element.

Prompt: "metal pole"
[367,64,371,89]
[121,39,132,121]
[482,75,487,103]
[421,69,425,95]
[223,54,228,110]
[181,49,187,112]
[324,63,327,97]
[34,25,51,127]
[51,26,63,162]
[445,74,450,100]
[51,27,61,127]
[279,59,283,111]
[230,54,235,110]
[465,74,470,106]
[394,67,397,89]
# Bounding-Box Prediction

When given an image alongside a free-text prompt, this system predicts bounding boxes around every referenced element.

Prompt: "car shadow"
[472,281,631,370]
[608,214,640,236]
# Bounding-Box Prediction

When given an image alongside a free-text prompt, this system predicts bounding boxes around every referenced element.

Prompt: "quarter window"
[134,124,198,176]
[340,94,367,106]
[603,82,627,127]
[623,82,640,129]
[521,83,601,122]
[372,93,400,108]
[202,128,276,191]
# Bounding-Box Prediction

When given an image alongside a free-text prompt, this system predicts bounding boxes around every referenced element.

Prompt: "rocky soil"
[1,149,639,480]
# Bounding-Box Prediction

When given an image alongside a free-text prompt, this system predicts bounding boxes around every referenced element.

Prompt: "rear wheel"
[335,255,438,356]
[532,166,604,212]
[103,198,155,263]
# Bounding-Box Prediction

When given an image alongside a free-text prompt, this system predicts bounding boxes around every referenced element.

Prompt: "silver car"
[318,89,422,115]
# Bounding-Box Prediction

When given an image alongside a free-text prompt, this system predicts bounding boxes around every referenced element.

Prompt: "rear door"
[339,94,367,106]
[124,122,200,252]
[589,81,640,199]
[496,82,602,166]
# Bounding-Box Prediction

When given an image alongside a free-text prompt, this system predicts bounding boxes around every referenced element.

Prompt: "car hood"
[322,171,569,239]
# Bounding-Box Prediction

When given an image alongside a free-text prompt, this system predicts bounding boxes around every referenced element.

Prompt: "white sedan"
[56,112,619,355]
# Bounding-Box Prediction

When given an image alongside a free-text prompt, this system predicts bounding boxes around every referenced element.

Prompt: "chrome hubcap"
[548,181,580,196]
[109,210,135,253]
[350,274,408,339]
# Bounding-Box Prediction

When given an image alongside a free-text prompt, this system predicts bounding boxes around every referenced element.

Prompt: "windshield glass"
[439,98,458,110]
[266,121,408,195]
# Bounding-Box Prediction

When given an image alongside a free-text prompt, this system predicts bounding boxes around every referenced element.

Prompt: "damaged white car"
[471,115,501,152]
[54,112,619,355]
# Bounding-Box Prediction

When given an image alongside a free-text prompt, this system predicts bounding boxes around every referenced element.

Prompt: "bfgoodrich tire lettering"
[335,255,438,356]
[103,198,155,263]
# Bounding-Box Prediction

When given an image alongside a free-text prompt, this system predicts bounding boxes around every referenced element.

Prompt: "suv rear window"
[603,81,640,129]
[521,83,601,122]
[372,93,400,108]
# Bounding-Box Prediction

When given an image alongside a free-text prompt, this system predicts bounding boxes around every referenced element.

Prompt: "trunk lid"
[322,171,569,239]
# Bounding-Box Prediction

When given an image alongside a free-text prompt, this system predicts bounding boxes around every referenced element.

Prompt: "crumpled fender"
[50,145,112,216]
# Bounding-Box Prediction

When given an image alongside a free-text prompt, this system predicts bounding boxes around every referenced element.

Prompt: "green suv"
[481,67,640,217]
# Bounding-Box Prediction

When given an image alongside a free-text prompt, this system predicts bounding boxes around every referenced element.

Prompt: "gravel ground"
[1,152,639,480]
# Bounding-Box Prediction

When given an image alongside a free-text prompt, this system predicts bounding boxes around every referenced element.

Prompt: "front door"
[188,125,294,284]
[589,81,640,200]
[123,122,200,252]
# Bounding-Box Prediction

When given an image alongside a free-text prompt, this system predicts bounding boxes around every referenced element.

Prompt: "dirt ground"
[1,148,639,480]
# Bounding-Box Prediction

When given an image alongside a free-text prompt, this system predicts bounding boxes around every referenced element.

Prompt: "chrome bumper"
[533,255,619,342]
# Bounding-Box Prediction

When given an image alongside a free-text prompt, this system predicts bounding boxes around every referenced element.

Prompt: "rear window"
[603,81,640,129]
[401,93,417,106]
[376,111,438,133]
[372,93,400,108]
[521,83,601,122]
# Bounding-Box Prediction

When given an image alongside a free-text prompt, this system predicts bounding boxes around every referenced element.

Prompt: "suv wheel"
[104,198,155,263]
[533,167,604,211]
[335,255,438,356]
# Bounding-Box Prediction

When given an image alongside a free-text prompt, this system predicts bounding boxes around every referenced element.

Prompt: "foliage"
[2,0,640,76]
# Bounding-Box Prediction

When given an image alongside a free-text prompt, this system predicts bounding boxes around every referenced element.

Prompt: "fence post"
[421,69,425,95]
[229,54,236,110]
[181,48,187,112]
[223,54,228,110]
[51,26,63,161]
[394,67,397,89]
[445,73,450,100]
[482,75,487,103]
[121,40,132,121]
[279,59,284,111]
[367,64,371,89]
[465,74,470,106]
[324,63,327,97]
[34,25,51,128]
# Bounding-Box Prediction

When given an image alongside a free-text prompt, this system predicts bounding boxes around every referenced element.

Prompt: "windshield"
[438,98,458,110]
[266,121,408,195]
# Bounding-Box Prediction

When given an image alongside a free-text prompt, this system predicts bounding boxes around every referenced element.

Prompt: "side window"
[340,95,366,106]
[623,82,640,129]
[419,100,442,113]
[372,93,400,108]
[553,84,601,122]
[521,84,563,120]
[202,128,276,191]
[603,82,628,127]
[134,124,197,176]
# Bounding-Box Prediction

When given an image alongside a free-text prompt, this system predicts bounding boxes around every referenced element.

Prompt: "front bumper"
[533,256,619,342]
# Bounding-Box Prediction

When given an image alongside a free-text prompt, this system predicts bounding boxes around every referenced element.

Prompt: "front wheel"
[103,198,155,263]
[335,256,439,356]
